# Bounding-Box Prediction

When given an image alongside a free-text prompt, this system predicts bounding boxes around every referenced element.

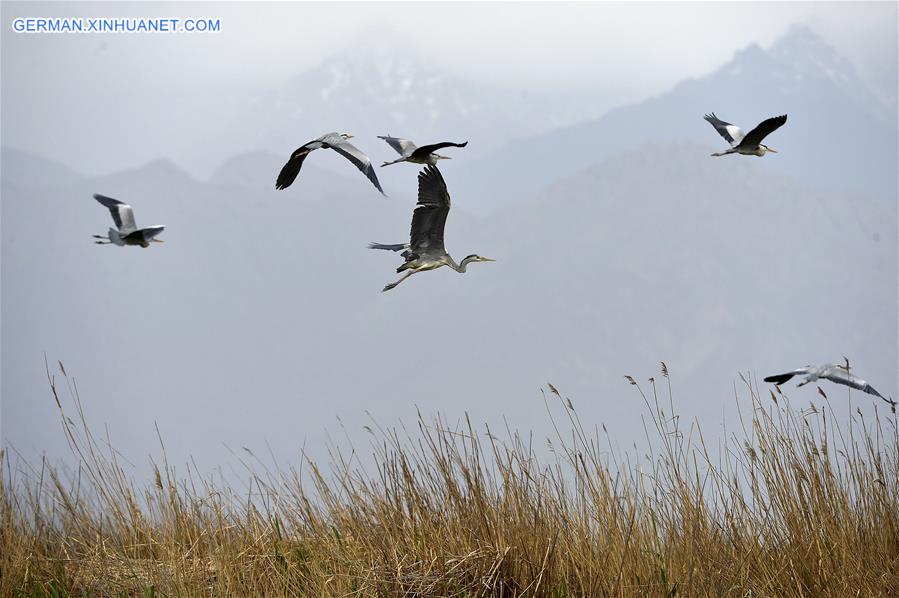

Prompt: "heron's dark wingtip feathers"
[275,151,308,190]
[863,384,887,400]
[369,176,387,196]
[764,374,794,385]
[767,114,788,129]
[418,164,447,197]
[274,168,296,190]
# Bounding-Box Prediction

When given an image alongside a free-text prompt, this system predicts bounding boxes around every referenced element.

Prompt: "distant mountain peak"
[258,33,608,154]
[772,24,840,56]
[769,24,857,85]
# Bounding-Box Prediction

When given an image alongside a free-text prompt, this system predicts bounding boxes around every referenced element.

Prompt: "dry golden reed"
[2,363,897,596]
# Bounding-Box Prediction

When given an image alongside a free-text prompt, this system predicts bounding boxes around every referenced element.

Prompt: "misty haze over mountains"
[2,25,896,472]
[454,27,897,211]
[245,35,615,161]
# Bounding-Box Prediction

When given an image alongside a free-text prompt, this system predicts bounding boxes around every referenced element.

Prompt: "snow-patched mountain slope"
[248,39,610,159]
[452,26,897,211]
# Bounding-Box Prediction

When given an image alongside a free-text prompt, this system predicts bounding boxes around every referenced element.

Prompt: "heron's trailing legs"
[382,271,416,292]
[93,234,111,244]
[380,157,405,168]
[369,242,408,252]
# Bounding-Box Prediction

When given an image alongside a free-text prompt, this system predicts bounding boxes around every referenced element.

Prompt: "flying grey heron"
[764,363,895,408]
[704,113,787,157]
[368,165,494,292]
[92,194,165,248]
[276,132,385,195]
[378,135,468,167]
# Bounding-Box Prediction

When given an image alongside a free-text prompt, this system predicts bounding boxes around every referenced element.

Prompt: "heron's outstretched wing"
[704,113,744,146]
[824,369,890,402]
[740,114,787,148]
[764,367,812,385]
[378,135,417,156]
[324,135,386,195]
[410,141,468,161]
[409,165,450,254]
[276,138,326,190]
[93,193,137,233]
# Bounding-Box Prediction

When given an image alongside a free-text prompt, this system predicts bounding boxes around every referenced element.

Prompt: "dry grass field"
[2,363,897,596]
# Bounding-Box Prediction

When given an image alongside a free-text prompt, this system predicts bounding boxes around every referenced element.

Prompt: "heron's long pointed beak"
[481,257,496,262]
[767,147,778,153]
[436,155,452,160]
[152,239,165,243]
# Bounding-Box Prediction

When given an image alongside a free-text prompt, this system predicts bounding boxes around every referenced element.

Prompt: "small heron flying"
[378,135,468,167]
[92,194,165,248]
[764,363,895,408]
[369,165,494,292]
[276,132,385,195]
[704,113,787,157]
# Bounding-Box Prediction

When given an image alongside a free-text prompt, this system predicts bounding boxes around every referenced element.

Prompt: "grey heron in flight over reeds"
[276,132,385,195]
[765,363,895,408]
[378,135,468,167]
[369,165,494,292]
[92,194,165,248]
[704,113,787,157]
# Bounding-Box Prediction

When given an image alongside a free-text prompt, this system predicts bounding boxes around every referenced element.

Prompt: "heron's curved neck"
[445,255,469,273]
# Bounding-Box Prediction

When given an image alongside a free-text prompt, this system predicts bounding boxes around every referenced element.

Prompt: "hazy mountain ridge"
[452,26,897,212]
[1,147,85,189]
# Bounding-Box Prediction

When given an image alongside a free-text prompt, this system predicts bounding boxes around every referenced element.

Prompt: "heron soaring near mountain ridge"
[764,363,895,408]
[369,165,494,292]
[378,135,468,167]
[276,132,385,195]
[704,113,787,157]
[92,194,165,248]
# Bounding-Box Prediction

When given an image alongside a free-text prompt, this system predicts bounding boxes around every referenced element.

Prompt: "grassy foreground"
[2,364,898,596]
